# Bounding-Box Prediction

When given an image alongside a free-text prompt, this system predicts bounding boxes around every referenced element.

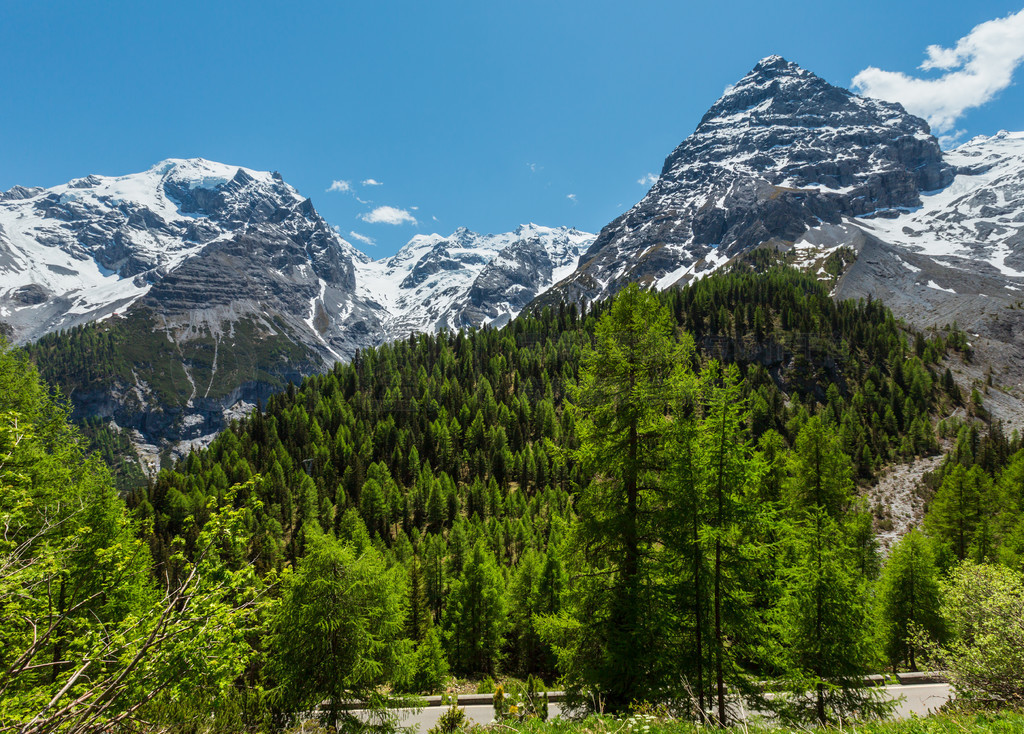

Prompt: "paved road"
[885,683,952,718]
[388,683,952,731]
[389,702,566,731]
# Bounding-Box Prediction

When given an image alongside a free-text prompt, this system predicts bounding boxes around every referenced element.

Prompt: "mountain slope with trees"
[7,261,1024,730]
[123,262,968,724]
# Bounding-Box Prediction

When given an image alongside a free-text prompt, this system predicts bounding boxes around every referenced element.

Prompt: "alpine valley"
[9,50,1024,731]
[6,55,1024,465]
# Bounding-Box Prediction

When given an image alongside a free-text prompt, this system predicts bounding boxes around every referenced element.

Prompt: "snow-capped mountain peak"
[0,158,364,342]
[540,57,954,307]
[356,224,594,336]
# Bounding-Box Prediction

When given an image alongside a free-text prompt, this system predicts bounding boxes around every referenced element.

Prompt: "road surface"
[387,683,952,730]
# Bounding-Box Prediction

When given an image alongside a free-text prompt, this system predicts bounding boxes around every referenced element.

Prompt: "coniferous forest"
[4,263,1024,732]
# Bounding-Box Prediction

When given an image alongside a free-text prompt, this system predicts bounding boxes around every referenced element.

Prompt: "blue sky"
[2,1,1023,257]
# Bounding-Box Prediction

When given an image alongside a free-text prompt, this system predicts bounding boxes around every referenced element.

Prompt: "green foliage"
[0,340,263,732]
[876,529,944,672]
[428,703,467,734]
[267,530,407,727]
[773,510,889,725]
[934,562,1024,707]
[493,683,507,717]
[785,414,853,520]
[559,284,688,711]
[435,712,1024,733]
[926,464,991,566]
[394,626,449,695]
[443,539,507,675]
[769,416,888,725]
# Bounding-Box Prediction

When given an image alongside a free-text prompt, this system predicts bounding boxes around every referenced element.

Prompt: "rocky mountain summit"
[543,55,955,305]
[538,57,1024,422]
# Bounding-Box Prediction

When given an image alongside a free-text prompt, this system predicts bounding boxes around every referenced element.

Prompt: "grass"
[469,712,1024,734]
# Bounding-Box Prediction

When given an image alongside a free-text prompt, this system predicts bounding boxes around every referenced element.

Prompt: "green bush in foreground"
[932,562,1024,707]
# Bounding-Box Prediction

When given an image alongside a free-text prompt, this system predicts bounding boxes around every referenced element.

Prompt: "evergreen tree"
[407,555,432,642]
[699,362,758,725]
[267,531,407,728]
[876,529,943,672]
[774,420,887,725]
[775,511,887,725]
[926,464,988,566]
[554,284,689,711]
[443,539,507,675]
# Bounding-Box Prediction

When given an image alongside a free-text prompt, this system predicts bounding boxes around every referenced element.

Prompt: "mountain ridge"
[538,55,956,307]
[1,162,594,461]
[10,54,1024,461]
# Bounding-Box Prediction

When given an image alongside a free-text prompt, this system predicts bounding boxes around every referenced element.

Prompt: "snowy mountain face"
[0,159,592,458]
[356,224,593,337]
[856,131,1024,278]
[0,158,372,351]
[541,55,954,306]
[0,159,591,351]
[832,130,1024,388]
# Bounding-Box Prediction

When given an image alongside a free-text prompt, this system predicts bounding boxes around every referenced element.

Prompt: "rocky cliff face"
[542,56,955,306]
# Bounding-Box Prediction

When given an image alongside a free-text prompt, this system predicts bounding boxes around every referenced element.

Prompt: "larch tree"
[551,284,689,711]
[876,529,943,672]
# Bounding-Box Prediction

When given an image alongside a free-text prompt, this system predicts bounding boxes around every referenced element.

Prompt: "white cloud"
[566,193,577,203]
[360,205,418,226]
[348,231,376,247]
[362,178,383,186]
[527,163,540,173]
[852,9,1024,136]
[327,179,352,193]
[637,173,658,186]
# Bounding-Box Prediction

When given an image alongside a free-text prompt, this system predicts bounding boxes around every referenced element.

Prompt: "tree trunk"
[714,400,727,727]
[715,537,725,727]
[694,515,706,720]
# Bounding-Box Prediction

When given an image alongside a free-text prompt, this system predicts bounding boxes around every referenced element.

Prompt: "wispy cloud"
[527,163,541,173]
[360,205,418,226]
[566,193,577,203]
[362,178,383,186]
[327,179,352,193]
[637,173,658,186]
[852,9,1024,138]
[348,231,376,246]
